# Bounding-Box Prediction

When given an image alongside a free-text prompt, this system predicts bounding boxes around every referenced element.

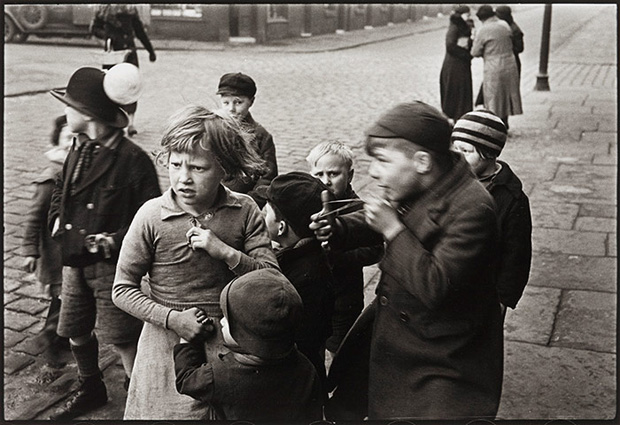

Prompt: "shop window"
[268,4,288,22]
[151,4,202,19]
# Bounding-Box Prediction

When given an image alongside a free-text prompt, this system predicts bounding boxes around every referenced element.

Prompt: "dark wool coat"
[21,161,63,287]
[91,5,155,66]
[223,113,278,208]
[276,237,335,393]
[440,13,473,120]
[325,186,384,352]
[485,161,532,309]
[336,154,503,420]
[49,134,161,267]
[174,343,322,421]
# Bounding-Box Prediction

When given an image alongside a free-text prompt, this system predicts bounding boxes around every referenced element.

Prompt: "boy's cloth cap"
[264,172,328,239]
[365,101,452,153]
[216,72,257,98]
[50,67,128,129]
[219,268,302,360]
[451,109,507,153]
[453,4,470,14]
[476,4,495,20]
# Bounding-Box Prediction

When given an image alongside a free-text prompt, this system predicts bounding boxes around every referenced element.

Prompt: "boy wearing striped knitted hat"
[451,109,532,317]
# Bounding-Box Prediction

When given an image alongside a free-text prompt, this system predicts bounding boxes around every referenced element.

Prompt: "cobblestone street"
[4,4,617,421]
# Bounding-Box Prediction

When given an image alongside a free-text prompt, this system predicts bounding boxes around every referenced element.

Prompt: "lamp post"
[535,4,552,91]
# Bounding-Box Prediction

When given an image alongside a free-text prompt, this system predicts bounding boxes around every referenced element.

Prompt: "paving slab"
[574,216,616,233]
[529,252,616,293]
[530,201,579,230]
[533,228,607,256]
[504,286,561,345]
[551,290,616,353]
[497,340,616,420]
[585,201,618,223]
[529,181,615,205]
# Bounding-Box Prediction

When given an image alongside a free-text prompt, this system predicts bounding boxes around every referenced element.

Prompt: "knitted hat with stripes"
[451,109,507,154]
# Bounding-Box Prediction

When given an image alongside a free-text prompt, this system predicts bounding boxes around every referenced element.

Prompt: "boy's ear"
[277,220,287,237]
[249,97,255,107]
[413,150,432,174]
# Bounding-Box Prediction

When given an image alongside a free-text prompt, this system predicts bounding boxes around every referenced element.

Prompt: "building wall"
[149,4,459,43]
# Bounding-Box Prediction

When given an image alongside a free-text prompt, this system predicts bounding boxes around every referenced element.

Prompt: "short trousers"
[57,262,143,344]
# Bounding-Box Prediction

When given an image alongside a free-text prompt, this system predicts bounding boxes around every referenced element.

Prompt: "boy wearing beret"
[452,109,532,315]
[260,172,336,397]
[216,72,278,208]
[47,66,161,419]
[311,101,503,419]
[173,268,322,420]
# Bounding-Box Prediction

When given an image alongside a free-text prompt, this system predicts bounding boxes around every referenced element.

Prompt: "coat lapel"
[72,144,117,195]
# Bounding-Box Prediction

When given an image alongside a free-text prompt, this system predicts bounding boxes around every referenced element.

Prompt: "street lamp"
[535,4,552,91]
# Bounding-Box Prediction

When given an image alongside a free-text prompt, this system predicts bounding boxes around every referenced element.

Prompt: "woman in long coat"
[439,5,474,122]
[471,5,522,129]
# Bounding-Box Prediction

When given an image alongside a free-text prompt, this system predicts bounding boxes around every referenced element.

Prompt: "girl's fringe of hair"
[155,105,266,180]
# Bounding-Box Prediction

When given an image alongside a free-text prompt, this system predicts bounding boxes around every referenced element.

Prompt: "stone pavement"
[3,5,617,422]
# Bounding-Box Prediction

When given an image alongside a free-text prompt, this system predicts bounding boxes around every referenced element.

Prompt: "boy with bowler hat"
[452,109,532,315]
[259,172,335,397]
[311,101,503,419]
[173,268,322,420]
[47,66,161,419]
[216,72,278,208]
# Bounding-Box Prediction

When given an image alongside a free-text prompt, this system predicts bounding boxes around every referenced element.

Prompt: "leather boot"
[49,373,107,420]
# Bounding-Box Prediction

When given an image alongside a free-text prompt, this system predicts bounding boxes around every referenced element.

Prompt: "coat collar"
[160,184,243,220]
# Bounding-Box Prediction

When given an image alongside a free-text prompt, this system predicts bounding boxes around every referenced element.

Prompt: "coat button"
[64,223,73,230]
[79,229,87,235]
[379,295,388,306]
[399,312,409,322]
[86,203,95,210]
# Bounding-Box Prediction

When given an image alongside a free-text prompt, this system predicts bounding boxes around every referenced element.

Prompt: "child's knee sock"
[70,334,101,379]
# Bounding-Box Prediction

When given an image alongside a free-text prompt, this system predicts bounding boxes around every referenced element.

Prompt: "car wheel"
[13,31,29,43]
[4,16,18,43]
[17,5,48,30]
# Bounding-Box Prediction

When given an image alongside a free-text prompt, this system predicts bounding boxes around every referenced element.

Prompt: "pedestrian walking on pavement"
[216,72,278,208]
[90,3,157,136]
[475,5,525,107]
[20,115,73,367]
[439,4,474,123]
[112,104,278,420]
[305,141,383,355]
[47,65,161,420]
[310,101,504,420]
[451,109,532,316]
[173,268,323,421]
[471,4,522,129]
[496,5,524,76]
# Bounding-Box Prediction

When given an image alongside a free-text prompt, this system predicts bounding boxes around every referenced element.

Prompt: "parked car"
[4,4,150,43]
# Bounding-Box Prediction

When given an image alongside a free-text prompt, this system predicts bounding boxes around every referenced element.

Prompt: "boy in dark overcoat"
[452,109,532,314]
[311,101,503,420]
[47,66,161,419]
[259,172,335,397]
[216,72,278,208]
[173,268,322,421]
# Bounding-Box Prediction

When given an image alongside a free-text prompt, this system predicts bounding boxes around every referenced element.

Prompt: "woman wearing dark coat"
[440,5,474,122]
[91,4,156,136]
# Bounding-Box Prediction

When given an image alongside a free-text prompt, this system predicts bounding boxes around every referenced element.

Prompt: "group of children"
[21,61,531,421]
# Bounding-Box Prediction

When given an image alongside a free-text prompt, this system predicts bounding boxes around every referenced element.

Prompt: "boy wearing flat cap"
[311,101,503,420]
[173,268,322,420]
[47,66,161,419]
[260,172,336,397]
[216,72,278,208]
[452,109,532,315]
